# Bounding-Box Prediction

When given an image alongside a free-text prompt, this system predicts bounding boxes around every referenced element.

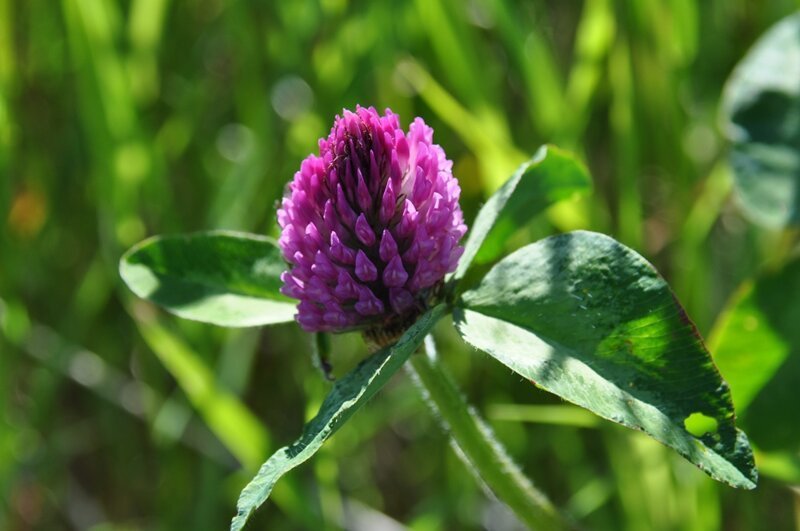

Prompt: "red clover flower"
[278,106,466,344]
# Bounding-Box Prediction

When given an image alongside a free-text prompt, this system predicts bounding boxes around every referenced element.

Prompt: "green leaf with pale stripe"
[455,231,757,489]
[453,145,591,281]
[120,230,297,327]
[231,305,445,531]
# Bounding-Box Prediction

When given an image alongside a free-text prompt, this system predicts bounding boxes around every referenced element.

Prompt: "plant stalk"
[406,335,570,530]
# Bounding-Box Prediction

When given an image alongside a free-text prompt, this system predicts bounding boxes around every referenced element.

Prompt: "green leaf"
[231,305,445,531]
[721,12,800,228]
[453,145,591,281]
[454,231,757,489]
[120,230,297,327]
[709,256,800,453]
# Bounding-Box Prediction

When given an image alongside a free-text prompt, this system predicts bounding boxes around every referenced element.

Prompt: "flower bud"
[278,106,467,339]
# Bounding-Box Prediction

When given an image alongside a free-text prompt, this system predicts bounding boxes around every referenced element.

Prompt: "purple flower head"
[278,106,467,338]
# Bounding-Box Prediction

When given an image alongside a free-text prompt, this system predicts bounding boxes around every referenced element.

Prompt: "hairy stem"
[406,335,570,530]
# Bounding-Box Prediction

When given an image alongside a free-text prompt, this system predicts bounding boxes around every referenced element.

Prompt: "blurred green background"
[2,0,800,529]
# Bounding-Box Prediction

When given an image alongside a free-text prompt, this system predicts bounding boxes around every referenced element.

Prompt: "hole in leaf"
[684,412,719,437]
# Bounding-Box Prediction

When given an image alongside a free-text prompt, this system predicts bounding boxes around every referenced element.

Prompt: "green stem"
[406,335,570,530]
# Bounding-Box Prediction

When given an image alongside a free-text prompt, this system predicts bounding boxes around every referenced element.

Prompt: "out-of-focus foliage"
[722,12,800,228]
[2,1,800,530]
[710,256,800,482]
